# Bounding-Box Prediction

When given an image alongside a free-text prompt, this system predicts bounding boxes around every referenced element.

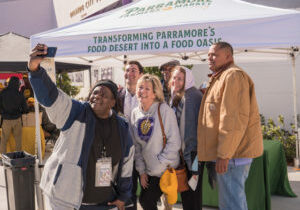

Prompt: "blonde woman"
[130,74,181,210]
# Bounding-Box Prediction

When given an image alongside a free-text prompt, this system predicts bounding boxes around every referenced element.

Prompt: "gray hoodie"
[131,102,181,177]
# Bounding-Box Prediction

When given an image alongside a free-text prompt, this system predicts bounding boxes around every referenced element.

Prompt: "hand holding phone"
[29,44,56,71]
[38,47,57,57]
[46,47,57,57]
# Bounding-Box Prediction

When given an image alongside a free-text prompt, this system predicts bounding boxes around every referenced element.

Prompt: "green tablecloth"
[202,140,297,210]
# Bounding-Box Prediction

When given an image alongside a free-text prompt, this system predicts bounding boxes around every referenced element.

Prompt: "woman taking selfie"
[130,74,181,210]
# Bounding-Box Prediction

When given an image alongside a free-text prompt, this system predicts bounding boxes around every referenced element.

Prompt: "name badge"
[95,157,112,187]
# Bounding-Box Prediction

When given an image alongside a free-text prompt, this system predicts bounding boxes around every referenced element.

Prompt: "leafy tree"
[56,73,80,97]
[144,66,162,78]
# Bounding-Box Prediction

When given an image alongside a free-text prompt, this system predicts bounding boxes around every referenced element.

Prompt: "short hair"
[159,60,180,72]
[128,60,144,74]
[137,74,164,103]
[213,41,234,56]
[86,79,118,101]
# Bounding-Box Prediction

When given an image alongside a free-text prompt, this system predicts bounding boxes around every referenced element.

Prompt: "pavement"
[0,144,300,210]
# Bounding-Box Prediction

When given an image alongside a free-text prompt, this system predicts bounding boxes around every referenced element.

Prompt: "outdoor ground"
[0,142,300,210]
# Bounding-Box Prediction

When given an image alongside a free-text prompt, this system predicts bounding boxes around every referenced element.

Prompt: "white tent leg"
[291,54,300,168]
[34,95,45,210]
[34,97,42,163]
[34,159,45,210]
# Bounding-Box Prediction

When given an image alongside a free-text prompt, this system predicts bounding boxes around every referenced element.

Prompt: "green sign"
[120,0,212,18]
[88,26,222,53]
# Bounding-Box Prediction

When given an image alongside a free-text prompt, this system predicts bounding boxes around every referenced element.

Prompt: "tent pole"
[89,67,92,88]
[291,52,300,168]
[33,94,45,210]
[34,96,43,163]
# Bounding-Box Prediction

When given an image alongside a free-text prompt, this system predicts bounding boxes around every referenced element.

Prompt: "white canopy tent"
[30,0,300,66]
[0,32,91,73]
[30,0,300,165]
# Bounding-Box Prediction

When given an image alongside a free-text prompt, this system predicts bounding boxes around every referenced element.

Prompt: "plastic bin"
[2,151,36,210]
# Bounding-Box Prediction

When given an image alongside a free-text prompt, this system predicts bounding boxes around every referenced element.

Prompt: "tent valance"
[30,0,300,66]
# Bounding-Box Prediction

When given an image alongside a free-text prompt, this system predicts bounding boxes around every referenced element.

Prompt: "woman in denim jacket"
[169,66,203,210]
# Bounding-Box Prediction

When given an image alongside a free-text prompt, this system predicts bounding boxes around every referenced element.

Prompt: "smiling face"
[208,45,232,72]
[89,85,115,117]
[124,64,142,87]
[137,81,156,111]
[170,69,185,94]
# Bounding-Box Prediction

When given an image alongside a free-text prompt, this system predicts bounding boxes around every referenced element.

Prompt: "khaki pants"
[0,118,22,154]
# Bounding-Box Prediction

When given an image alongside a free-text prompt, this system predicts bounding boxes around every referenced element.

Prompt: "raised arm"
[28,44,83,129]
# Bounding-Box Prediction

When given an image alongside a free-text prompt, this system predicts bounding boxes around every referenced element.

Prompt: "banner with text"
[86,26,222,55]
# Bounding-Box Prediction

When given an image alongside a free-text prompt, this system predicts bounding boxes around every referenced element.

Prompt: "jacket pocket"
[51,163,82,206]
[204,102,220,128]
[147,155,168,176]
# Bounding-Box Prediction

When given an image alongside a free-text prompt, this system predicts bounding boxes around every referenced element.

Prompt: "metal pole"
[34,159,44,210]
[89,67,92,88]
[34,96,42,163]
[123,55,128,70]
[291,53,300,168]
[33,94,45,210]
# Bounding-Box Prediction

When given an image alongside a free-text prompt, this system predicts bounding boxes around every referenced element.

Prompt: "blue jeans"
[217,163,251,210]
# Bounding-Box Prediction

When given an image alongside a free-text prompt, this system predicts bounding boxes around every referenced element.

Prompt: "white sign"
[68,72,84,86]
[100,67,113,80]
[53,0,119,27]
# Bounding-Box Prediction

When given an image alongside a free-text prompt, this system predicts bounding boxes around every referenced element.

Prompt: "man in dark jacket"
[0,76,28,154]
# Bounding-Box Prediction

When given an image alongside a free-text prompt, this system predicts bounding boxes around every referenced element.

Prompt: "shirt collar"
[125,88,136,98]
[208,61,234,78]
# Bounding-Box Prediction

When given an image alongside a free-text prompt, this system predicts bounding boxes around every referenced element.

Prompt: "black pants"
[126,166,139,210]
[79,204,115,210]
[139,175,162,210]
[181,162,205,210]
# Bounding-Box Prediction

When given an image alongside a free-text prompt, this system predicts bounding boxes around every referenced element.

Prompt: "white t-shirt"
[123,89,138,121]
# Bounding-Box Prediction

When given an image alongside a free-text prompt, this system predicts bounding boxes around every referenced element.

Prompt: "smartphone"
[38,47,57,57]
[45,47,57,57]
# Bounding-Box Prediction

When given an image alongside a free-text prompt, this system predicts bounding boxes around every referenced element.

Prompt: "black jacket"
[0,79,28,120]
[115,87,126,114]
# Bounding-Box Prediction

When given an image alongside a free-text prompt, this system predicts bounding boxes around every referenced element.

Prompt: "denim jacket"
[183,87,202,169]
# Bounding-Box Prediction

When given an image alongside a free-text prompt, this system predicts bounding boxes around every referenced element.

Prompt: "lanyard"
[94,118,112,158]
